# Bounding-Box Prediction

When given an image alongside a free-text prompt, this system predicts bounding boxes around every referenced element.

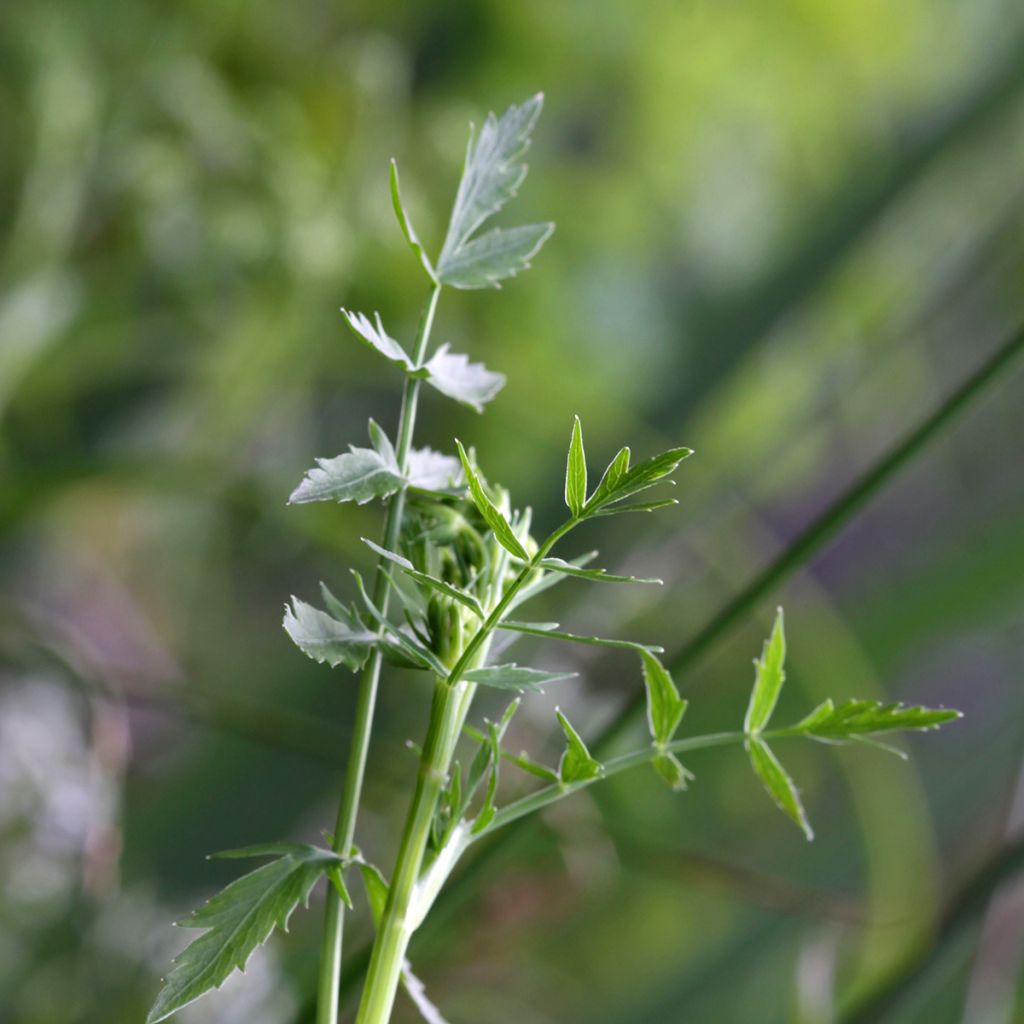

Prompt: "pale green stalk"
[316,282,441,1024]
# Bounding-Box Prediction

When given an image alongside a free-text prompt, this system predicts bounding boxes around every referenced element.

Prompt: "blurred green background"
[2,1,1024,1022]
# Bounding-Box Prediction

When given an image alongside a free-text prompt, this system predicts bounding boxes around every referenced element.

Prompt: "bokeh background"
[2,2,1023,1022]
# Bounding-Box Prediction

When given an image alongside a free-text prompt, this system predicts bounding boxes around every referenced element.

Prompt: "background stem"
[316,282,442,1024]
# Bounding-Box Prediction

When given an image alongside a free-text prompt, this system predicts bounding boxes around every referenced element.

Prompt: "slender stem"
[316,283,441,1024]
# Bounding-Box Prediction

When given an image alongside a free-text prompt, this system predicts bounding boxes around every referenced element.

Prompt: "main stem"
[316,282,441,1024]
[354,521,574,1024]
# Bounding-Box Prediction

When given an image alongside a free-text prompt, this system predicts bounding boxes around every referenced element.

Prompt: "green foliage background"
[2,2,1023,1021]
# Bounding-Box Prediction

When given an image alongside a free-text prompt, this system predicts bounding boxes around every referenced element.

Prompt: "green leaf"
[407,448,462,492]
[640,650,688,746]
[389,159,436,281]
[746,736,813,841]
[341,308,413,371]
[437,94,549,286]
[556,710,602,783]
[423,344,506,412]
[591,498,679,516]
[361,538,484,619]
[147,845,339,1023]
[583,445,693,513]
[357,858,390,927]
[464,664,576,691]
[537,557,662,585]
[653,752,694,791]
[499,619,662,654]
[455,440,529,561]
[289,422,405,505]
[507,551,599,610]
[793,699,962,741]
[744,608,786,734]
[325,863,354,909]
[565,415,587,516]
[437,223,554,289]
[282,596,376,672]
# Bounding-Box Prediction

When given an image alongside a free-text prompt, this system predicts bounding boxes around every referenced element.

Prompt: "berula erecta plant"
[148,95,961,1024]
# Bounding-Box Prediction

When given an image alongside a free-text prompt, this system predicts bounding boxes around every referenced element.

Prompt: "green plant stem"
[316,282,441,1024]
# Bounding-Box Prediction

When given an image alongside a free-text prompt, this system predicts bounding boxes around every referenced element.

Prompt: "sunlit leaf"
[793,699,962,741]
[407,448,462,492]
[744,608,786,734]
[341,308,413,371]
[282,596,376,672]
[583,445,693,513]
[423,344,505,412]
[746,736,813,841]
[565,415,587,516]
[147,845,340,1023]
[640,650,688,746]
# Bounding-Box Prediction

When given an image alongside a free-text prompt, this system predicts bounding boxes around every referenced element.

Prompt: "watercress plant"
[148,94,961,1024]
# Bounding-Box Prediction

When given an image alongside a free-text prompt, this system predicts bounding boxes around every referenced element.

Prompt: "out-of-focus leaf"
[537,557,662,585]
[423,344,506,412]
[407,448,463,492]
[147,845,340,1023]
[464,664,576,691]
[746,736,813,841]
[565,415,587,516]
[358,858,389,927]
[793,699,962,741]
[455,440,529,560]
[282,597,376,672]
[556,710,602,783]
[499,619,661,654]
[744,608,786,734]
[653,752,694,791]
[640,650,688,746]
[437,223,554,289]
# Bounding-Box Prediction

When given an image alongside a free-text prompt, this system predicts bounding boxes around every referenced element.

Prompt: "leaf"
[653,752,694,791]
[538,557,662,585]
[591,498,679,517]
[437,223,554,289]
[744,608,786,734]
[565,415,587,516]
[423,344,506,412]
[358,859,390,927]
[746,736,813,841]
[437,94,548,284]
[507,550,599,610]
[341,308,413,371]
[793,699,962,741]
[147,845,339,1023]
[389,159,436,281]
[556,710,602,783]
[289,422,405,505]
[455,440,529,561]
[640,651,688,746]
[407,448,462,492]
[282,596,376,672]
[361,538,484,619]
[499,619,662,654]
[583,445,693,514]
[325,863,354,909]
[464,664,576,691]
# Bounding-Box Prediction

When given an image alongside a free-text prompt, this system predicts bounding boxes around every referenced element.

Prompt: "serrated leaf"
[437,223,554,289]
[407,448,462,492]
[746,736,813,841]
[438,94,545,275]
[583,445,693,514]
[341,308,413,371]
[793,699,962,741]
[422,344,506,412]
[464,664,576,691]
[455,440,529,561]
[744,608,786,734]
[289,422,405,506]
[640,650,688,746]
[653,751,694,791]
[389,159,436,281]
[537,557,662,585]
[361,538,484,619]
[556,710,602,783]
[283,597,376,672]
[147,845,338,1023]
[565,415,587,516]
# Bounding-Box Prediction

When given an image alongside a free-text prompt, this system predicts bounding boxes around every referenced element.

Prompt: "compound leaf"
[147,845,339,1023]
